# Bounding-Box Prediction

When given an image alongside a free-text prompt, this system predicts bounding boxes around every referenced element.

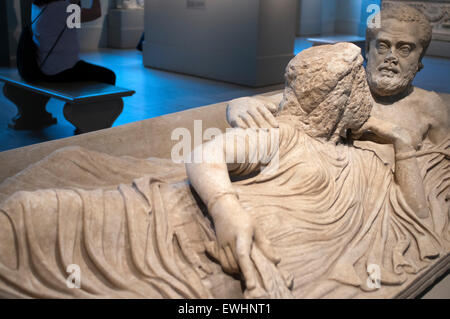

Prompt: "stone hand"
[226,97,279,129]
[360,117,429,218]
[209,194,281,291]
[352,116,422,151]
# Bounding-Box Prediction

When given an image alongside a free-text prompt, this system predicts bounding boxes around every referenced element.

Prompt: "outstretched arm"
[186,128,281,291]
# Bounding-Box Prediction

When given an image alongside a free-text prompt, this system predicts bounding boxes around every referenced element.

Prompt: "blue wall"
[359,0,381,36]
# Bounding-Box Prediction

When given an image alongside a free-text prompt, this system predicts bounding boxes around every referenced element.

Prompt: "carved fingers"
[207,194,287,293]
[226,97,279,129]
[254,228,293,290]
[254,227,281,265]
[256,104,279,128]
[214,212,288,293]
[214,210,257,289]
[236,232,257,290]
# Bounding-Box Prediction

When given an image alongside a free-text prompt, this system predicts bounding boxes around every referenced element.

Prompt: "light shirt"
[32,0,80,75]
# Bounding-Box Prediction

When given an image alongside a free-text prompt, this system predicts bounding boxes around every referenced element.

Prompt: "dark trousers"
[43,60,116,85]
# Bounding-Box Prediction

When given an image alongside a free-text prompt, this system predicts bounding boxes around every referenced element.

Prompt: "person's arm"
[71,0,101,22]
[226,94,283,129]
[356,117,429,219]
[185,128,281,291]
[427,93,450,145]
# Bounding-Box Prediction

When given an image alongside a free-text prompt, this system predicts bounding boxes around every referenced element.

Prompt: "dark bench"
[0,69,135,134]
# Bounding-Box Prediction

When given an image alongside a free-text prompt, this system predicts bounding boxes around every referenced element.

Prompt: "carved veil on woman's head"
[278,43,373,141]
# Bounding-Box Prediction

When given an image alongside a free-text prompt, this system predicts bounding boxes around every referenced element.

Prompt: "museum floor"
[0,38,449,152]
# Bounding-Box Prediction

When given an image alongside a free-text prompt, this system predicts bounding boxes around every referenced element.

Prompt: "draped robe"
[0,122,448,298]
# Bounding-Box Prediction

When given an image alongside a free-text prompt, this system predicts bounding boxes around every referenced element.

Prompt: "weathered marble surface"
[0,98,448,298]
[223,3,450,298]
[0,43,448,298]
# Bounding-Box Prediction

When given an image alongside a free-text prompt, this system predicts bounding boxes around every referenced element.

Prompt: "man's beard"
[366,63,417,97]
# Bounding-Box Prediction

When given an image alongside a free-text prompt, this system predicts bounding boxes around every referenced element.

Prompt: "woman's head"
[278,42,373,142]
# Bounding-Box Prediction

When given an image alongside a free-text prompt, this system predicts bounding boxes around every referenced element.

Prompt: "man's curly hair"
[366,3,432,70]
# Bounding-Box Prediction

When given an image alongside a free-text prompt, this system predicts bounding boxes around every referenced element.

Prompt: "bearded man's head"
[365,4,432,98]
